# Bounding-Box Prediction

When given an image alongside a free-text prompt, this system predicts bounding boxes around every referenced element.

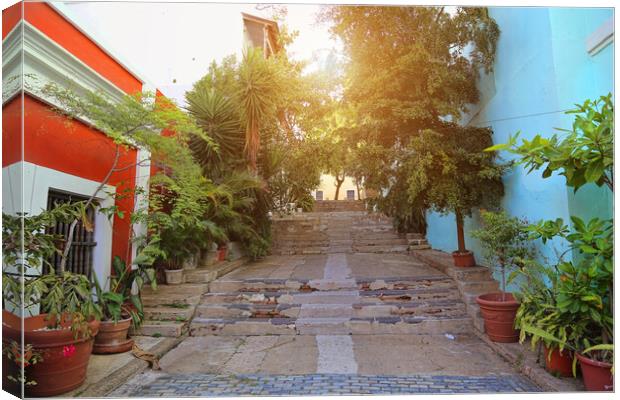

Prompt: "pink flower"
[62,345,76,358]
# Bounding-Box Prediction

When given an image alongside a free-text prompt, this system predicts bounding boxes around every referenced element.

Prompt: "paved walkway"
[108,252,539,396]
[112,373,540,396]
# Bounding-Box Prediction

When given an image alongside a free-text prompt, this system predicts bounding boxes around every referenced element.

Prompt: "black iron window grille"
[44,190,97,277]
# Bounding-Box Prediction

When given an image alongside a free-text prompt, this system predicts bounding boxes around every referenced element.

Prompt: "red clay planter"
[218,245,228,261]
[576,352,613,391]
[476,292,519,342]
[452,250,476,267]
[543,345,574,377]
[2,310,99,397]
[93,317,134,354]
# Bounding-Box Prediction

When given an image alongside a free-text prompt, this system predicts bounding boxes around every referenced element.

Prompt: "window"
[315,191,323,201]
[346,190,355,200]
[44,190,97,277]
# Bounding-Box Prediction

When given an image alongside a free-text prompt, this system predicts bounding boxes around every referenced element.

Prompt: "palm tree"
[185,88,244,178]
[237,47,280,172]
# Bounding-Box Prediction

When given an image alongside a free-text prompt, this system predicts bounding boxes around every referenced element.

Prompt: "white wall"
[2,162,115,290]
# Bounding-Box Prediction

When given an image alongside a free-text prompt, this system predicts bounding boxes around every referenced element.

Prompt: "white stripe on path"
[316,335,358,374]
[323,253,352,280]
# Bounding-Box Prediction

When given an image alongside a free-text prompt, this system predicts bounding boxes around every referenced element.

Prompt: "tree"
[39,82,205,271]
[321,6,501,230]
[405,124,505,253]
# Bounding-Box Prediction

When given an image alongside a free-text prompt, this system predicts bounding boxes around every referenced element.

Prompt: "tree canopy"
[321,5,503,234]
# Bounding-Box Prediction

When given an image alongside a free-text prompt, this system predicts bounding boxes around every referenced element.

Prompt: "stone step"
[195,303,301,319]
[352,244,409,253]
[462,292,482,305]
[143,305,196,321]
[352,238,408,246]
[457,280,500,295]
[451,267,494,282]
[141,293,202,307]
[352,233,402,240]
[132,320,187,337]
[142,283,208,296]
[209,275,452,294]
[196,298,467,320]
[189,315,472,336]
[184,269,219,284]
[408,244,431,250]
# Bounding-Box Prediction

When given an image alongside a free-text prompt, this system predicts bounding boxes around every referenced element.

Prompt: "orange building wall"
[22,94,138,264]
[2,2,145,265]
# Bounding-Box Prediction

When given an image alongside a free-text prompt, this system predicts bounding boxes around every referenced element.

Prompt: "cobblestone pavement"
[112,373,540,396]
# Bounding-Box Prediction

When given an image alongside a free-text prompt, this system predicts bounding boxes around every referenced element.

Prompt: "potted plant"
[92,256,156,354]
[471,210,534,342]
[523,216,613,391]
[514,262,574,377]
[217,242,228,262]
[2,205,103,397]
[403,125,505,268]
[163,261,184,284]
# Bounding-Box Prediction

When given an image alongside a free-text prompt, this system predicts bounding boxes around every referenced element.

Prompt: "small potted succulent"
[471,210,534,342]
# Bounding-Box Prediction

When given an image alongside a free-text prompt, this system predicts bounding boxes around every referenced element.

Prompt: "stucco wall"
[314,174,365,201]
[426,8,614,271]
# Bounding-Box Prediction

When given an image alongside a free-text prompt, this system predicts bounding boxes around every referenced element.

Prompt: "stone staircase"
[133,257,248,337]
[409,249,500,332]
[189,267,472,336]
[272,211,429,255]
[313,200,366,212]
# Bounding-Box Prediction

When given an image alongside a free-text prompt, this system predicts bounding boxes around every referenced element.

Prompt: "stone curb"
[71,336,186,397]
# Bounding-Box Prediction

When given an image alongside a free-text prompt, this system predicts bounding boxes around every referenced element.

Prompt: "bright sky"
[61,2,340,105]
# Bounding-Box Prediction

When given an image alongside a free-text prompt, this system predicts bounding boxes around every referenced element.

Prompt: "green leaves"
[486,94,614,192]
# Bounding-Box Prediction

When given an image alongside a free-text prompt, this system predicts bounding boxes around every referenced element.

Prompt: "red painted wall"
[23,3,143,94]
[2,96,22,167]
[2,2,150,266]
[2,1,21,38]
[23,94,138,264]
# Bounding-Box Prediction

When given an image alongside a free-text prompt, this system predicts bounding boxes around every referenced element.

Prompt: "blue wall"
[426,7,614,274]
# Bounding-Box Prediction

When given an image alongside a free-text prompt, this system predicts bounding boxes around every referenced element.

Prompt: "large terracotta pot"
[93,317,133,354]
[576,352,613,391]
[2,310,99,397]
[543,345,574,377]
[452,250,476,267]
[476,292,519,342]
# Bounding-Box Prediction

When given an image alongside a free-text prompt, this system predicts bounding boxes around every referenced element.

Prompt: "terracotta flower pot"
[93,317,134,354]
[476,292,519,342]
[218,246,228,262]
[2,310,100,397]
[576,352,613,391]
[452,250,476,267]
[543,345,574,377]
[164,268,184,284]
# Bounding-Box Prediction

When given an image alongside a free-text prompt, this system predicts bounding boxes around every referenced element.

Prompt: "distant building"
[313,174,365,201]
[242,12,280,57]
